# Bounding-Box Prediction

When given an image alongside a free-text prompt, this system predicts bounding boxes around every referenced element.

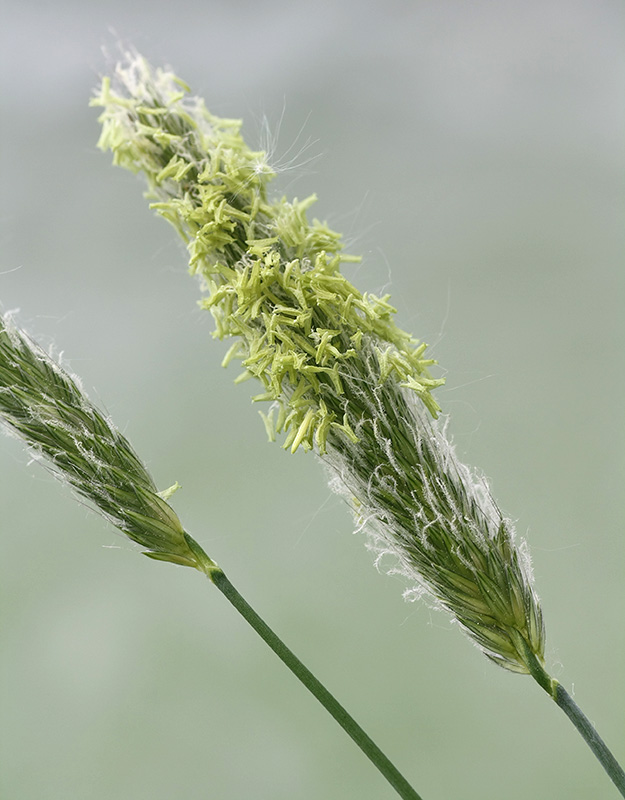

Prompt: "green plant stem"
[185,539,422,800]
[522,640,625,797]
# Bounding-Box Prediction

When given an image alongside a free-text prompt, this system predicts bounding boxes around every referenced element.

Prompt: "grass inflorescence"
[0,314,202,569]
[91,53,546,674]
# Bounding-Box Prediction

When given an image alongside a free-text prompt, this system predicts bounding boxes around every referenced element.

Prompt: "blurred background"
[1,2,623,799]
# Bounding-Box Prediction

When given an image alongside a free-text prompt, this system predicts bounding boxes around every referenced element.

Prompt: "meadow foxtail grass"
[1,49,623,800]
[88,53,624,796]
[90,53,625,796]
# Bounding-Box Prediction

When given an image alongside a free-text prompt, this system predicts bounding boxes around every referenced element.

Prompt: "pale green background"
[1,3,623,799]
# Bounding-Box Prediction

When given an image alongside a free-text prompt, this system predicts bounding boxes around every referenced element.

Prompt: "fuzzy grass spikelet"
[0,315,202,569]
[93,54,546,674]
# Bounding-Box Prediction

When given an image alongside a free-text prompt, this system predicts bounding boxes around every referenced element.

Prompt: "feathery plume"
[92,54,545,673]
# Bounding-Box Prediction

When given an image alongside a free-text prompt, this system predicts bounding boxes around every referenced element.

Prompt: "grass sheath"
[0,313,423,799]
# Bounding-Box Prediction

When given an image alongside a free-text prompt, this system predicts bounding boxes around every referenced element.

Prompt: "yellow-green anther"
[258,409,277,443]
[158,481,182,502]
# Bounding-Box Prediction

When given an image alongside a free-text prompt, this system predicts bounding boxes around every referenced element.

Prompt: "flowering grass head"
[92,55,443,456]
[93,54,546,675]
[0,314,204,570]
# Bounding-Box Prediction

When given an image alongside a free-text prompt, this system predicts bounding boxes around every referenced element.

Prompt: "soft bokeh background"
[1,3,623,799]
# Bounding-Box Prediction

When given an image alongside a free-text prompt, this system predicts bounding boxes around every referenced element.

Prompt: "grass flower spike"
[0,314,201,569]
[91,53,625,797]
[92,54,542,675]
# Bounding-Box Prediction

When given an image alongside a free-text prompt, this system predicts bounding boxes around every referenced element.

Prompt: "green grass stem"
[520,638,625,797]
[184,537,423,800]
[553,685,625,797]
